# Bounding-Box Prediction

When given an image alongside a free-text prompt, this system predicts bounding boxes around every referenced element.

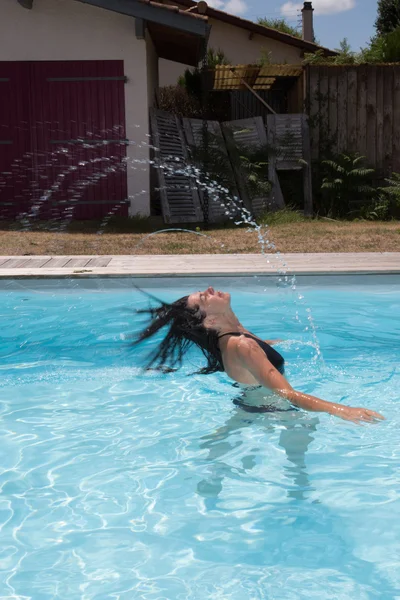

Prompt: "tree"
[375,0,400,36]
[257,17,301,39]
[331,38,357,64]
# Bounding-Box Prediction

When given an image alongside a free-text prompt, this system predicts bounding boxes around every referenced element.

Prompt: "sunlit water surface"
[0,276,399,600]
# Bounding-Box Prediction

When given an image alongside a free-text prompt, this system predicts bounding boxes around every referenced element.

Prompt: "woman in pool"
[134,286,384,424]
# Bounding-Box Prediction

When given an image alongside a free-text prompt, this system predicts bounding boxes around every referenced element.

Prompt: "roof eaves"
[138,0,208,21]
[170,0,337,56]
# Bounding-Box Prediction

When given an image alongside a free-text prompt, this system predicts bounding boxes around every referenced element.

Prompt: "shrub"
[158,86,202,118]
[379,171,400,217]
[304,29,400,65]
[360,27,400,62]
[320,153,376,218]
[358,197,391,220]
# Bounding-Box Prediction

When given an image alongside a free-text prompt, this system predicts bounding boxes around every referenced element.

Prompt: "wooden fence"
[305,64,400,176]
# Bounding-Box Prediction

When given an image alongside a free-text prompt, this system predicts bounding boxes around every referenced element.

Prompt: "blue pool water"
[0,275,399,600]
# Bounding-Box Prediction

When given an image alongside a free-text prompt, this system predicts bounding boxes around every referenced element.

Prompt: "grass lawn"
[0,218,399,255]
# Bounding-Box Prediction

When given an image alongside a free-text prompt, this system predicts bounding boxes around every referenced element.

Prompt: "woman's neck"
[205,310,244,335]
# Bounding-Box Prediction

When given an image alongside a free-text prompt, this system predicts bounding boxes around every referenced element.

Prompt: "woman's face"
[187,287,231,315]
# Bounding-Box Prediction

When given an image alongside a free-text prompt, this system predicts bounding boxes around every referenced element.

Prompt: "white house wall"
[0,0,152,216]
[160,17,303,87]
[146,31,159,109]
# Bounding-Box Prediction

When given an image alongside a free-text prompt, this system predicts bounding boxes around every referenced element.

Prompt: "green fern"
[320,153,376,218]
[380,172,400,205]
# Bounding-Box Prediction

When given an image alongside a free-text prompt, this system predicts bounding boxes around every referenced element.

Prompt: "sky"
[207,0,380,51]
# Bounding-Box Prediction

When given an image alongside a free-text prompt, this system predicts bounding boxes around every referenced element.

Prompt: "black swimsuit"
[218,332,295,414]
[217,332,285,374]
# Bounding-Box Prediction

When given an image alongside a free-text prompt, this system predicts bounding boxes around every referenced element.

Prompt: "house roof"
[167,0,336,56]
[74,0,210,65]
[136,0,211,64]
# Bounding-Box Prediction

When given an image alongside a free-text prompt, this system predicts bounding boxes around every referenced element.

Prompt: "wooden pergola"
[210,63,304,115]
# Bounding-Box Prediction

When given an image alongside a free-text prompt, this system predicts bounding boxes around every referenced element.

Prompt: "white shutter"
[267,114,313,215]
[150,109,203,223]
[268,114,304,170]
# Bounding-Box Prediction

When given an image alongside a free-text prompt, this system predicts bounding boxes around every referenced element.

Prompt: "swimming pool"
[1,275,399,599]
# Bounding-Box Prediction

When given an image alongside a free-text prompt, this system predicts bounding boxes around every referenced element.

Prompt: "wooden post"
[301,114,313,217]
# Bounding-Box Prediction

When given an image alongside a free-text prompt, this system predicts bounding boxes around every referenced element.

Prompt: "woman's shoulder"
[229,334,266,357]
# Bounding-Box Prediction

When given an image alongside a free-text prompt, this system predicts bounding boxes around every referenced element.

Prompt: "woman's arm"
[236,339,385,424]
[264,339,283,346]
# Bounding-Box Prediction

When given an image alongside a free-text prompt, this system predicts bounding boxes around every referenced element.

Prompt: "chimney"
[302,2,314,42]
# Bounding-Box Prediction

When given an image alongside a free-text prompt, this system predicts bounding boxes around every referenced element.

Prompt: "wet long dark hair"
[133,290,223,374]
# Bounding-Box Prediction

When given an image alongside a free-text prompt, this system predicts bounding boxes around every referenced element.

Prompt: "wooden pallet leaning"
[182,118,241,223]
[221,117,285,215]
[267,113,313,216]
[150,109,203,224]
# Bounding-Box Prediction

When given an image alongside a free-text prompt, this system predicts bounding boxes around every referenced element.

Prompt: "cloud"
[207,0,248,15]
[223,0,248,14]
[281,0,356,17]
[207,0,224,8]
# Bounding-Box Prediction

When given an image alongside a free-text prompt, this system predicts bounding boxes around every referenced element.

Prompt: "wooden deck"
[0,253,399,278]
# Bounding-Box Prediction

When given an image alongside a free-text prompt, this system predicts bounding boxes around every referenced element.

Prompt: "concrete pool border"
[0,253,399,278]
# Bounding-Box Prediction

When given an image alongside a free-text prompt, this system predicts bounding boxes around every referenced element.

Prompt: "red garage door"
[0,60,128,221]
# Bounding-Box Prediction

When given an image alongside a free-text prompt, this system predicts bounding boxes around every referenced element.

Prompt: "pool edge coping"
[0,253,399,278]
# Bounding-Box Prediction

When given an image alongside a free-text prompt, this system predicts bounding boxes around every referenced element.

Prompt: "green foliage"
[357,197,391,220]
[333,38,358,64]
[360,27,400,62]
[178,47,230,100]
[303,38,357,65]
[320,153,376,218]
[257,17,301,38]
[238,153,271,199]
[375,0,400,36]
[302,49,327,65]
[229,134,297,203]
[167,48,231,119]
[304,29,400,65]
[377,26,400,61]
[205,48,230,68]
[380,172,400,201]
[358,35,387,63]
[258,48,273,66]
[379,172,400,217]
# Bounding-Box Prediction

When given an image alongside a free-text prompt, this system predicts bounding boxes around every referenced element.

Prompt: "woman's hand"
[330,405,385,424]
